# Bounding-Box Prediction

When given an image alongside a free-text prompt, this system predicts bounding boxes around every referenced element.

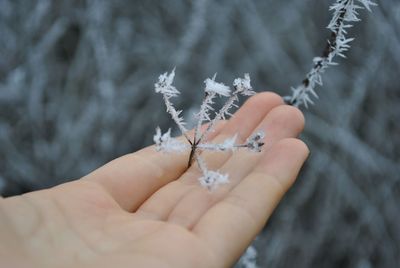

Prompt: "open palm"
[0,93,308,268]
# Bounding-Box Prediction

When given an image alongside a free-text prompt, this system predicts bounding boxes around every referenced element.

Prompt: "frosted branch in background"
[154,70,264,190]
[285,0,377,108]
[238,245,258,268]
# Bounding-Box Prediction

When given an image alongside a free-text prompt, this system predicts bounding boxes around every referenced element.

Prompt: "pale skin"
[0,92,309,268]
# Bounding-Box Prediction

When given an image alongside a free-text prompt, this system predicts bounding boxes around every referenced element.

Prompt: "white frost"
[154,69,263,190]
[286,0,376,108]
[198,170,229,190]
[204,76,231,97]
[153,127,189,153]
[154,69,179,98]
[197,135,238,151]
[233,73,255,96]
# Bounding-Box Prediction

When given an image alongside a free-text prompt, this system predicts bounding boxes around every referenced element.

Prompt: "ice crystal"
[204,76,231,97]
[153,127,188,153]
[199,171,229,191]
[154,70,263,190]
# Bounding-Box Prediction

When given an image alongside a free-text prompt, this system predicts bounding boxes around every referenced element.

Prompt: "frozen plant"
[285,0,377,108]
[153,69,264,190]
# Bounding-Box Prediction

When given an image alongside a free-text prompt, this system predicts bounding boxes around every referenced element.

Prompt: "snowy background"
[0,0,399,267]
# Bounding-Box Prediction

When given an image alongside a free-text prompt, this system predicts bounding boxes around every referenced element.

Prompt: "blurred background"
[0,0,399,267]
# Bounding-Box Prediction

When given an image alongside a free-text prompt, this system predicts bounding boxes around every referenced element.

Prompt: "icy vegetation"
[0,0,399,267]
[286,0,377,107]
[154,69,263,190]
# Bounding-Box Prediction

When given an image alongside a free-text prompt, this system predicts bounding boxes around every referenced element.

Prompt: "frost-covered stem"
[194,92,215,142]
[191,91,216,167]
[299,1,348,98]
[198,132,265,152]
[200,90,239,142]
[155,69,193,143]
[195,151,207,175]
[286,0,376,108]
[195,151,229,190]
[323,2,349,59]
[198,143,255,151]
[162,93,192,143]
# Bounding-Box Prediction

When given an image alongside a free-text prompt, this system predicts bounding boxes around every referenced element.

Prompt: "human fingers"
[193,138,309,267]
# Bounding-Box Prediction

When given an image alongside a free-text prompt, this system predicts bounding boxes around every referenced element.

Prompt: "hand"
[0,92,308,268]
